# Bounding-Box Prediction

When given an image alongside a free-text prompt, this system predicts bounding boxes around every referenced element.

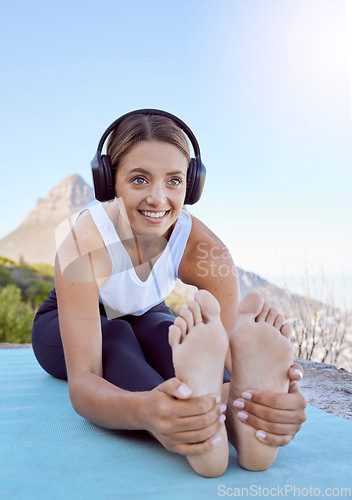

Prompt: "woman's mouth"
[139,210,170,221]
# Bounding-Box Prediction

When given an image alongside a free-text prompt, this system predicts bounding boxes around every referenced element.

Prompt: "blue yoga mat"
[1,348,351,499]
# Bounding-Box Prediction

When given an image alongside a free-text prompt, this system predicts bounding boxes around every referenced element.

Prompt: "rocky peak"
[0,174,95,265]
[23,175,94,226]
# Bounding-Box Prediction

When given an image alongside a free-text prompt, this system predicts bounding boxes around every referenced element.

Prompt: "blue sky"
[1,0,351,304]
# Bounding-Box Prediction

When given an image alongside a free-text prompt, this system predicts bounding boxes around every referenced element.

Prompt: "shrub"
[0,285,34,343]
[0,267,12,287]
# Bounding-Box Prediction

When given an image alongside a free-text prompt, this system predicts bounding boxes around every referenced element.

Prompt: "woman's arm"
[55,212,224,454]
[179,215,240,372]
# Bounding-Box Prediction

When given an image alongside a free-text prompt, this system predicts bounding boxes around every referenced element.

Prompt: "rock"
[295,357,352,421]
[0,175,94,265]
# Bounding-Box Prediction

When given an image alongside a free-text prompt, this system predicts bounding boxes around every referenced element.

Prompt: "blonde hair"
[107,114,191,176]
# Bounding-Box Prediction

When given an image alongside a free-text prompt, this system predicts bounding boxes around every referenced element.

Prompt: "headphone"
[91,109,206,205]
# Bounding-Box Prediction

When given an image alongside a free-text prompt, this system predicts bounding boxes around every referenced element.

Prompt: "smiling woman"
[31,109,306,478]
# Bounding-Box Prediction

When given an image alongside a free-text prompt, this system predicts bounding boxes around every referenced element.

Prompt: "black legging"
[32,288,231,391]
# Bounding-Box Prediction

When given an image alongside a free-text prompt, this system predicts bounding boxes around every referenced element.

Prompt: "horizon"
[1,0,351,307]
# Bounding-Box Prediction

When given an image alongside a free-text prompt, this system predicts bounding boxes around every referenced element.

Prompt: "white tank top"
[81,201,192,319]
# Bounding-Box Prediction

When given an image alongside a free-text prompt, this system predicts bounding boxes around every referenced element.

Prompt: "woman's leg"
[100,315,164,391]
[32,308,67,380]
[32,301,166,391]
[130,307,176,381]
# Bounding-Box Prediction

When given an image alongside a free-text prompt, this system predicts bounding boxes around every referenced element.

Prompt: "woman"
[32,110,306,477]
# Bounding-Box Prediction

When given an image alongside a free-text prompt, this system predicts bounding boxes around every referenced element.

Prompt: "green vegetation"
[0,257,54,343]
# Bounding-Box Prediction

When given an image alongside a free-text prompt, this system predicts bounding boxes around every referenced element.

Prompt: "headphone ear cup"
[101,154,114,201]
[185,159,206,205]
[185,159,197,205]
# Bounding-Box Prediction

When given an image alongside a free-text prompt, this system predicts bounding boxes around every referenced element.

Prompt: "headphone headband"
[91,108,206,204]
[96,108,201,159]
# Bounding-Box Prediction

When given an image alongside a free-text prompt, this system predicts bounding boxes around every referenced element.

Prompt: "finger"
[265,307,279,326]
[178,307,194,332]
[232,399,303,424]
[240,389,301,411]
[168,325,182,350]
[171,432,224,456]
[187,300,202,325]
[158,379,223,415]
[255,429,295,448]
[255,302,270,322]
[288,365,304,383]
[235,410,302,436]
[169,415,224,444]
[288,383,307,412]
[158,377,192,399]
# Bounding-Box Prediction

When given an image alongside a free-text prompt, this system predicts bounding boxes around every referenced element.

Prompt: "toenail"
[293,369,303,379]
[242,392,252,400]
[233,400,245,409]
[219,414,226,424]
[220,404,227,413]
[216,396,221,404]
[238,411,248,420]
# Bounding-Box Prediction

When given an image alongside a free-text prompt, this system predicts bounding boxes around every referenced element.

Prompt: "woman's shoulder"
[66,208,104,252]
[187,214,225,250]
[55,208,112,286]
[180,214,226,272]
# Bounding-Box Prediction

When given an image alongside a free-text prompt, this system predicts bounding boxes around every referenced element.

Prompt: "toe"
[178,307,195,332]
[169,324,182,348]
[173,316,188,338]
[239,292,264,318]
[265,307,279,326]
[273,313,285,331]
[254,301,270,322]
[280,322,292,339]
[194,289,221,323]
[187,300,202,325]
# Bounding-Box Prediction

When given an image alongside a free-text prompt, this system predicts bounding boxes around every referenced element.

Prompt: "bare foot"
[226,292,294,471]
[168,290,229,477]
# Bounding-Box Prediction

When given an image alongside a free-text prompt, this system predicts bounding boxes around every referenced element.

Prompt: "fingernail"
[211,436,221,446]
[237,411,248,420]
[178,384,192,397]
[233,400,245,409]
[294,369,303,379]
[256,431,266,440]
[220,404,227,413]
[242,392,252,400]
[216,396,221,404]
[219,414,226,424]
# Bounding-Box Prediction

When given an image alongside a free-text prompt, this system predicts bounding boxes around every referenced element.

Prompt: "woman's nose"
[146,184,167,206]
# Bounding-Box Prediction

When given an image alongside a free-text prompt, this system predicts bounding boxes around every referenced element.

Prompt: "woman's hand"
[141,377,226,456]
[232,363,307,447]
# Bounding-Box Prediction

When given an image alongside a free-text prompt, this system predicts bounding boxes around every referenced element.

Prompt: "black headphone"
[91,109,206,205]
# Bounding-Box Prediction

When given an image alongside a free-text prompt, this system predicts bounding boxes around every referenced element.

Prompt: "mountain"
[0,175,94,265]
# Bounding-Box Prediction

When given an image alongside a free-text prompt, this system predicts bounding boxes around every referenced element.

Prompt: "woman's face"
[114,141,188,238]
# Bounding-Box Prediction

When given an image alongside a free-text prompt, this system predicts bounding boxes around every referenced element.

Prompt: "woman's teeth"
[140,210,168,218]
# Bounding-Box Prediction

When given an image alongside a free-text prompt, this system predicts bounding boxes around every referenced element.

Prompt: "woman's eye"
[132,177,147,185]
[168,178,181,186]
